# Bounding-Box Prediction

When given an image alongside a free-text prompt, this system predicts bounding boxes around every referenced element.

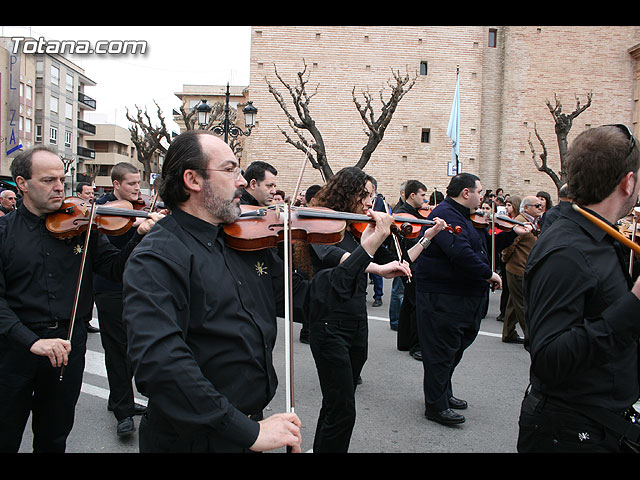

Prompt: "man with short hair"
[395,180,429,358]
[75,182,95,202]
[0,147,159,452]
[414,173,501,426]
[0,189,17,214]
[240,160,278,207]
[500,196,538,344]
[93,162,146,437]
[518,124,640,453]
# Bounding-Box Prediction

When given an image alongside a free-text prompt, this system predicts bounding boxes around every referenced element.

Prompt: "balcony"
[77,119,96,135]
[77,146,95,159]
[78,92,96,110]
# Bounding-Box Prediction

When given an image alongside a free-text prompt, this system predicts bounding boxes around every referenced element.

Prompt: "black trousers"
[0,322,87,452]
[310,317,368,453]
[517,390,628,453]
[94,291,136,421]
[416,292,485,412]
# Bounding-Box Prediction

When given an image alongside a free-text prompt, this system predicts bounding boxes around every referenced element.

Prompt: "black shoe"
[503,336,525,344]
[390,323,398,331]
[116,417,135,437]
[108,402,147,415]
[299,334,310,344]
[86,324,100,333]
[372,298,382,307]
[357,375,362,385]
[496,315,504,322]
[425,408,465,425]
[448,396,468,410]
[410,349,422,361]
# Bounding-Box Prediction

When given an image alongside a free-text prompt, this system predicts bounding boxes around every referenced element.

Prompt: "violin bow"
[383,197,411,283]
[490,200,496,273]
[60,199,98,381]
[283,143,314,450]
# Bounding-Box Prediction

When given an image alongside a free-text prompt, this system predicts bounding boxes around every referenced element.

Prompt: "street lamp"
[195,99,212,129]
[210,83,258,144]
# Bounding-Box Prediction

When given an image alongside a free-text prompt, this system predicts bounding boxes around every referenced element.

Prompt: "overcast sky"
[2,25,252,131]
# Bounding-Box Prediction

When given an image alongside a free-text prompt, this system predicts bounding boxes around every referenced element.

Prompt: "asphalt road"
[17,279,530,454]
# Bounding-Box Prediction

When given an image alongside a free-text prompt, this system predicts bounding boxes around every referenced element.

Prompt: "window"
[420,61,428,76]
[66,73,74,92]
[50,126,57,145]
[25,118,32,134]
[65,102,73,120]
[25,84,32,101]
[488,28,497,48]
[35,125,42,142]
[421,128,431,143]
[51,96,58,114]
[65,130,72,148]
[51,65,60,86]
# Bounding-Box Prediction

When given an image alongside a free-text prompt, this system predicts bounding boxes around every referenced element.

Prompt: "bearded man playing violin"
[518,124,640,453]
[0,146,161,453]
[121,130,404,453]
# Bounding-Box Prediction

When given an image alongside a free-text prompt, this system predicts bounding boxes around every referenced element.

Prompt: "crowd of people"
[2,124,640,454]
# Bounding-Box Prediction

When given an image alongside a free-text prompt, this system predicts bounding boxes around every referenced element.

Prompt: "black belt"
[27,320,69,331]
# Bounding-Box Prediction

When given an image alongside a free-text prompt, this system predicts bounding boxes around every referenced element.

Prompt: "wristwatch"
[418,236,431,249]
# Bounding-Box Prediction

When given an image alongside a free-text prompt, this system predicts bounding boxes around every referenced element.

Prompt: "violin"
[224,205,347,251]
[222,205,462,251]
[349,211,461,238]
[46,196,154,239]
[470,210,531,232]
[133,192,166,213]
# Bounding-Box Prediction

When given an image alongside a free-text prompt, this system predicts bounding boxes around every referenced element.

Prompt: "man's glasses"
[198,167,243,179]
[525,203,543,209]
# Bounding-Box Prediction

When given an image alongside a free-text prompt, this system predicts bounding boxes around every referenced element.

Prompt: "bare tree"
[528,92,593,193]
[125,101,172,184]
[266,61,417,180]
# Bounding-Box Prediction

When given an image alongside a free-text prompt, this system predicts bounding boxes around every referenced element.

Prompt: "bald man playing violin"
[121,130,407,453]
[0,146,161,453]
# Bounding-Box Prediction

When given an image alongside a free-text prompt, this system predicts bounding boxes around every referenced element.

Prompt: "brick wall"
[245,26,640,204]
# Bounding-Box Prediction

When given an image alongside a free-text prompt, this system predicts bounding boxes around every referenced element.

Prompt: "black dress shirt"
[122,208,373,450]
[0,204,142,350]
[524,201,640,411]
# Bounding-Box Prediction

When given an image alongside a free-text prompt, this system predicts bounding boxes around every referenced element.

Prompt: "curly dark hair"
[312,167,375,213]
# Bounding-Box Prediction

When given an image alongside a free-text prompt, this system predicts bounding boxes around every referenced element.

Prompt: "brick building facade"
[243,26,640,203]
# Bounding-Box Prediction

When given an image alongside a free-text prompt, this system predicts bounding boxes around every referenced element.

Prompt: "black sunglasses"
[604,124,636,158]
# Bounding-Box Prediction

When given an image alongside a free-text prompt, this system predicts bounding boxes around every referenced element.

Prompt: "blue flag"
[447,69,460,168]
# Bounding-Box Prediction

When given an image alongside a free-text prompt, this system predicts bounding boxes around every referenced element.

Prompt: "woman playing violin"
[305,167,446,453]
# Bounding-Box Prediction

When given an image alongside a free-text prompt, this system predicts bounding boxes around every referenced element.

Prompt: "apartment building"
[0,36,97,195]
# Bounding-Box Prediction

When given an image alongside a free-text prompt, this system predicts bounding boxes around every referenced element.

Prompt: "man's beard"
[202,180,242,224]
